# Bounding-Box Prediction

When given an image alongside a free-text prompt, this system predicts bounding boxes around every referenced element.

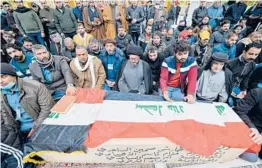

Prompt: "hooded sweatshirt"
[13,7,44,35]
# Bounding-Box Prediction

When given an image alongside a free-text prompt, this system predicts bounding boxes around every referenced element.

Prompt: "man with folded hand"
[116,45,153,95]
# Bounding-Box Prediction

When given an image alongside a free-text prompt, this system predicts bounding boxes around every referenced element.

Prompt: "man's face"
[221,23,230,32]
[178,21,186,27]
[226,36,238,47]
[200,1,206,7]
[76,0,82,8]
[105,43,115,55]
[243,47,261,62]
[78,26,85,35]
[76,48,88,63]
[3,3,11,12]
[118,28,125,36]
[167,30,173,39]
[176,51,189,63]
[147,19,154,25]
[211,61,224,73]
[161,29,167,37]
[65,41,75,50]
[64,0,69,6]
[3,33,14,43]
[147,1,152,6]
[55,0,63,8]
[6,47,23,60]
[234,26,242,34]
[34,48,50,63]
[50,33,61,43]
[153,35,161,45]
[148,51,158,61]
[14,0,24,8]
[89,1,95,7]
[23,41,33,50]
[131,1,138,6]
[202,17,209,24]
[0,75,16,88]
[146,26,152,34]
[40,0,49,9]
[90,42,99,51]
[250,34,262,43]
[238,0,244,3]
[214,1,220,8]
[129,54,140,66]
[109,0,116,6]
[200,38,209,46]
[83,0,89,6]
[239,20,247,26]
[201,25,209,32]
[32,4,39,12]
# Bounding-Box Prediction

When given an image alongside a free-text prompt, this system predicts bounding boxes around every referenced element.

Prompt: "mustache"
[247,58,255,61]
[40,57,50,62]
[179,58,187,62]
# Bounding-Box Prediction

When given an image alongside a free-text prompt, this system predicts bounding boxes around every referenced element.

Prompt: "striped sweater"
[160,56,198,95]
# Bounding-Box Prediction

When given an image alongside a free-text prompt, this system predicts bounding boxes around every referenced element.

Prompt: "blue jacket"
[73,7,83,22]
[22,47,34,58]
[212,41,236,60]
[208,6,224,29]
[99,48,125,81]
[2,84,34,132]
[10,54,35,78]
[225,2,247,24]
[210,29,228,47]
[244,4,262,18]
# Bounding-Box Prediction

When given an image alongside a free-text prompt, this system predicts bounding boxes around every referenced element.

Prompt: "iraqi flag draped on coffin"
[23,88,260,165]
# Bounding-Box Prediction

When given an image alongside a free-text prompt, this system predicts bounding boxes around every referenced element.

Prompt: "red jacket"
[160,56,197,95]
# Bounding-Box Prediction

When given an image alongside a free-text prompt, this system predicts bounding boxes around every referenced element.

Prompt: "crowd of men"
[1,0,262,167]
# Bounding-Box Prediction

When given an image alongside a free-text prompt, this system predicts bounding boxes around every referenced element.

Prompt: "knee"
[240,152,259,163]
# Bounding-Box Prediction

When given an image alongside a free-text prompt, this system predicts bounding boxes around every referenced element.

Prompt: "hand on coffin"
[28,128,35,137]
[66,86,77,96]
[184,94,195,104]
[163,91,173,102]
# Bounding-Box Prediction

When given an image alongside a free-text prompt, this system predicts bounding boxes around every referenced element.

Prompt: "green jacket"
[54,7,77,34]
[13,7,44,35]
[1,78,54,131]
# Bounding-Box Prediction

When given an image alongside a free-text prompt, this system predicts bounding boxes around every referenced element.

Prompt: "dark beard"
[14,55,24,62]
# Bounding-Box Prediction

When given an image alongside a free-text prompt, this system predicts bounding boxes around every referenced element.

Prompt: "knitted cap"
[212,52,229,62]
[199,31,210,40]
[126,45,143,57]
[178,30,191,40]
[0,63,17,77]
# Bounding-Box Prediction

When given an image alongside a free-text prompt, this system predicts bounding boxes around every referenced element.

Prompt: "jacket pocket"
[23,98,40,116]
